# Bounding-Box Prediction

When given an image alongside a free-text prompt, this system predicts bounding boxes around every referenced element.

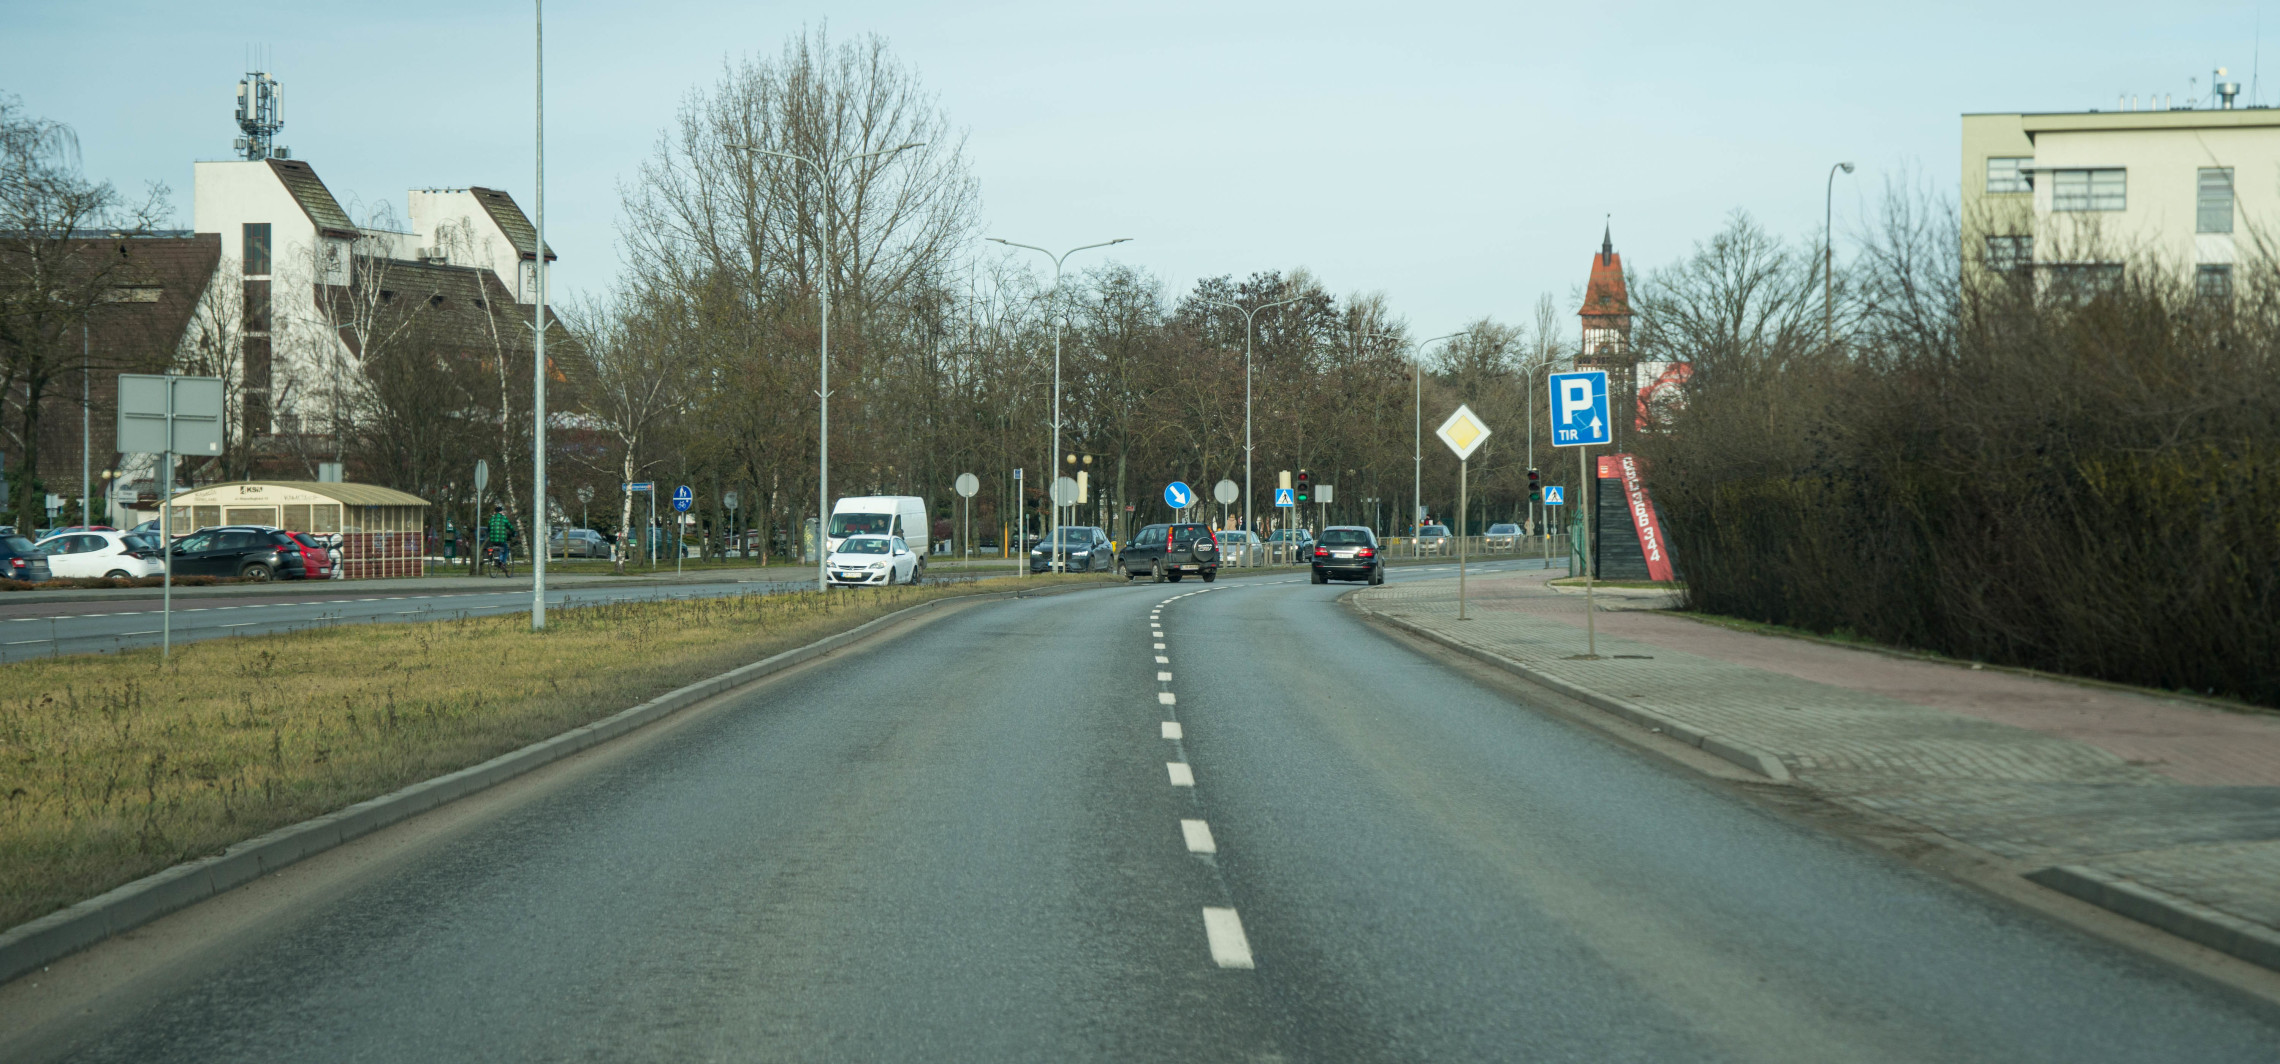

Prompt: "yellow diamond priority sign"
[1436,404,1492,461]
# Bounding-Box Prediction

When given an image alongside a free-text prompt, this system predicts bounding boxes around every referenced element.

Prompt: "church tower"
[1576,224,1635,449]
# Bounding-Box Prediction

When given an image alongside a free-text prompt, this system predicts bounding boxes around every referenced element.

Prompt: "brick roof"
[1578,225,1631,320]
[469,187,555,262]
[266,159,359,238]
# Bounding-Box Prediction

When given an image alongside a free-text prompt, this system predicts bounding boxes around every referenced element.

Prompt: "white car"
[34,529,166,579]
[825,534,922,587]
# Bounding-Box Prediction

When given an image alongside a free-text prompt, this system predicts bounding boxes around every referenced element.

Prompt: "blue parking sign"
[1548,370,1611,447]
[1542,485,1565,506]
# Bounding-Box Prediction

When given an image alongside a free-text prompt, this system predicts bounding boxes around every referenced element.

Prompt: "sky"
[5,0,2268,340]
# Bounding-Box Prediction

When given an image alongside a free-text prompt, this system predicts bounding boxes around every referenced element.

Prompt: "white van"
[828,496,930,560]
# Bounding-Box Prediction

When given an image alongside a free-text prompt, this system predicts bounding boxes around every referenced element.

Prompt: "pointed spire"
[1600,216,1613,265]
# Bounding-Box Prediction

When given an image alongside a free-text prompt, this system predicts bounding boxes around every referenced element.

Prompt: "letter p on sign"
[1559,379,1593,422]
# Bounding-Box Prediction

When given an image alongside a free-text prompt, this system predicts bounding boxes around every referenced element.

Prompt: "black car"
[1030,525,1115,573]
[1311,525,1386,585]
[168,526,309,581]
[1119,522,1220,583]
[1,534,53,583]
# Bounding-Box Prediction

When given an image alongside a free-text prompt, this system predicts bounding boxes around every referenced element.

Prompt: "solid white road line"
[1158,692,1176,705]
[1161,721,1183,739]
[1167,762,1195,786]
[1157,671,1172,681]
[1181,819,1216,853]
[1201,907,1255,968]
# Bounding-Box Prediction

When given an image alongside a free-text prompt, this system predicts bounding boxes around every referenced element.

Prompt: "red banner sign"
[1599,453,1674,582]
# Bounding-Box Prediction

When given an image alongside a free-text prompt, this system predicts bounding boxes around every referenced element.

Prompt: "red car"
[285,531,335,579]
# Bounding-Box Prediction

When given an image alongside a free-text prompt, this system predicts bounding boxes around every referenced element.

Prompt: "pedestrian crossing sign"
[1275,487,1295,507]
[1542,486,1565,506]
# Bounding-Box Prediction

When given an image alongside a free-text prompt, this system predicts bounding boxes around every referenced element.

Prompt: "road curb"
[2026,865,2280,973]
[1347,600,1791,782]
[0,580,1103,987]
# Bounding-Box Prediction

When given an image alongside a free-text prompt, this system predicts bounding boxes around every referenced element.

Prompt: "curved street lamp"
[1826,161,1855,347]
[1199,295,1305,556]
[732,138,927,590]
[987,237,1131,575]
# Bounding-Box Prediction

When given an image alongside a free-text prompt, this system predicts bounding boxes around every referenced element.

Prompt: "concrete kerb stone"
[0,579,1099,987]
[1347,599,1792,783]
[2027,865,2280,973]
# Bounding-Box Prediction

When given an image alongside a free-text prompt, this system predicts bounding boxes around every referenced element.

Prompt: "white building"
[1962,99,2280,297]
[184,158,554,440]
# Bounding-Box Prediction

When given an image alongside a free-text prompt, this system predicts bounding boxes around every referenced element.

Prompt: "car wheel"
[1151,561,1167,583]
[240,562,274,582]
[1168,572,1183,582]
[1312,568,1328,584]
[909,564,924,586]
[104,569,131,579]
[1201,570,1216,583]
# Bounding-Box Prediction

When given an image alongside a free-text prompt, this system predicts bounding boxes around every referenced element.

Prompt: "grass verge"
[0,572,1110,931]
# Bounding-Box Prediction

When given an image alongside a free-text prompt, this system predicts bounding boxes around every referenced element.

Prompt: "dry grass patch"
[0,573,1107,930]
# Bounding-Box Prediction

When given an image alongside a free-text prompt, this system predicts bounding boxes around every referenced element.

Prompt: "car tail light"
[1357,547,1375,558]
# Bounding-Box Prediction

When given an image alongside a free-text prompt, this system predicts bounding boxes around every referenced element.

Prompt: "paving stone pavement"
[1353,565,2280,966]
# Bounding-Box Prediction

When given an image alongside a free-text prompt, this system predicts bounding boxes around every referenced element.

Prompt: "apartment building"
[1961,100,2280,297]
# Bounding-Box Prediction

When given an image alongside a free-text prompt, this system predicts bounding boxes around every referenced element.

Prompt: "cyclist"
[485,505,516,575]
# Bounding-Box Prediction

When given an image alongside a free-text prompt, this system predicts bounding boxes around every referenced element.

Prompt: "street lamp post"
[987,237,1130,577]
[733,139,927,591]
[1199,295,1304,561]
[1406,332,1462,545]
[1826,161,1854,347]
[531,0,550,629]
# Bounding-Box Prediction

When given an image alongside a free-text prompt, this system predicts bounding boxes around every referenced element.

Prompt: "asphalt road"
[6,561,2276,1062]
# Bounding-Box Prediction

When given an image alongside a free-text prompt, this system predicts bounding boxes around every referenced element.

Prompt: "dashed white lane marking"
[1167,762,1195,786]
[1202,907,1255,968]
[1157,671,1172,682]
[1158,692,1176,705]
[122,630,158,635]
[1161,721,1182,739]
[1181,819,1216,853]
[1153,642,1165,651]
[5,639,49,645]
[221,622,257,628]
[1155,655,1169,664]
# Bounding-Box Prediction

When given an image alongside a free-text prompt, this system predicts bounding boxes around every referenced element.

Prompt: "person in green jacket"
[484,504,516,573]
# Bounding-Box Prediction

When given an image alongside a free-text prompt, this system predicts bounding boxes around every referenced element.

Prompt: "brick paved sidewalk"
[1353,566,2280,969]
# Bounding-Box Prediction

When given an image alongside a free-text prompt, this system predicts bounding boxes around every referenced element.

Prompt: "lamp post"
[1826,161,1854,347]
[987,237,1129,576]
[531,0,550,629]
[1407,332,1463,543]
[1199,294,1305,556]
[733,139,926,591]
[1524,354,1570,536]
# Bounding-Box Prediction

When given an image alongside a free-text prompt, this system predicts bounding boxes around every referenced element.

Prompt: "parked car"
[1,534,53,583]
[1031,525,1115,573]
[1415,524,1453,554]
[284,531,336,579]
[1119,523,1220,582]
[825,534,922,587]
[1266,527,1316,561]
[828,496,930,558]
[32,529,165,579]
[1215,529,1262,565]
[1485,523,1522,550]
[167,526,309,581]
[551,527,609,559]
[1311,525,1386,585]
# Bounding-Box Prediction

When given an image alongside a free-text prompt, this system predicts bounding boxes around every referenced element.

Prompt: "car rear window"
[1170,525,1209,546]
[1321,529,1372,546]
[2,536,33,553]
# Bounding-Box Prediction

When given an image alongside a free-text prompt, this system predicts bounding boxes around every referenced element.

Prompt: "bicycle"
[485,542,512,577]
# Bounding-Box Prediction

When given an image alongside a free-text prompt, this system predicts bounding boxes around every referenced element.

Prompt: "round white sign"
[1052,476,1080,506]
[954,472,980,498]
[1213,479,1239,505]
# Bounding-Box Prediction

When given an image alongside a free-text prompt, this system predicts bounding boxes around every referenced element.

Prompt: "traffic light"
[1295,469,1312,504]
[1528,468,1541,502]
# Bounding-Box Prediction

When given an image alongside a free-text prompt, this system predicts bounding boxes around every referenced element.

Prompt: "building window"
[2197,263,2234,301]
[242,222,272,276]
[2043,263,2125,302]
[2198,168,2235,233]
[1985,157,2032,194]
[2051,169,2126,212]
[1983,235,2033,272]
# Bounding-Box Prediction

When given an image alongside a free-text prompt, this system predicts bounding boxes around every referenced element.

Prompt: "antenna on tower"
[233,65,288,161]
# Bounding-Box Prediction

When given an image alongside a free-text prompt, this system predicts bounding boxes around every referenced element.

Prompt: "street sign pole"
[1435,404,1492,621]
[1547,369,1610,659]
[119,374,222,660]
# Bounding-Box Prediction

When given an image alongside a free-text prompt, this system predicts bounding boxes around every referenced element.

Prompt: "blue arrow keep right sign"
[1164,481,1194,508]
[1548,370,1611,447]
